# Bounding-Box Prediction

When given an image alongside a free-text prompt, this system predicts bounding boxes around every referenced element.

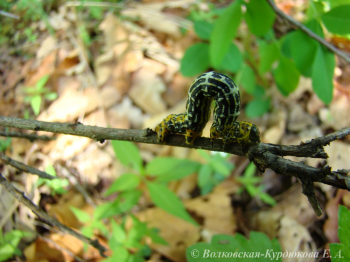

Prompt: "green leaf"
[45,164,56,176]
[45,92,58,101]
[70,207,91,223]
[273,56,300,96]
[111,140,143,173]
[235,63,256,94]
[111,220,126,243]
[216,43,243,73]
[329,205,350,261]
[209,0,242,67]
[95,201,121,220]
[210,154,231,176]
[258,190,277,206]
[321,5,350,35]
[311,44,335,104]
[146,182,198,226]
[194,20,214,40]
[306,1,325,20]
[30,95,41,116]
[198,164,212,189]
[245,97,270,118]
[147,228,168,245]
[104,173,141,196]
[289,30,318,77]
[146,157,200,182]
[110,246,129,262]
[244,0,275,36]
[329,0,350,8]
[244,162,256,178]
[36,75,49,89]
[305,19,324,38]
[180,43,210,77]
[186,232,282,261]
[118,190,142,213]
[0,244,15,261]
[258,41,280,73]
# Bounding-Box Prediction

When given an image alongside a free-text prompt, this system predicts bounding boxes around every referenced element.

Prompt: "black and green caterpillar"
[155,71,260,145]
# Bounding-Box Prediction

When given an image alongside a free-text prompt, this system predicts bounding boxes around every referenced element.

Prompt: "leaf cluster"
[182,0,350,116]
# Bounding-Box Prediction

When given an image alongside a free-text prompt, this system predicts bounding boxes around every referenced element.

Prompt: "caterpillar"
[155,71,261,146]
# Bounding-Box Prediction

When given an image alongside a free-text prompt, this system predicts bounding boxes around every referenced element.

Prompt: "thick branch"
[0,173,107,257]
[266,0,350,63]
[1,116,350,216]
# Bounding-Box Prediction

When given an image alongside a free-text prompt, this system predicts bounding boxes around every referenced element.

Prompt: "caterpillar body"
[155,71,260,145]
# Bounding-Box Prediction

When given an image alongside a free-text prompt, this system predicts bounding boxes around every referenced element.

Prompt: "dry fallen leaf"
[136,207,200,262]
[129,68,167,114]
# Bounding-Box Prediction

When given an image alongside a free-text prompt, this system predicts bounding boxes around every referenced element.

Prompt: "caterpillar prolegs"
[155,71,261,146]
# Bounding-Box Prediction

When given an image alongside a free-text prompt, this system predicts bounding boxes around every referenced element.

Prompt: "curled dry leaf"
[38,86,120,122]
[129,68,167,114]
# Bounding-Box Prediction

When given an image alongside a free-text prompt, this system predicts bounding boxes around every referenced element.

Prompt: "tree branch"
[0,153,57,180]
[0,173,107,257]
[0,130,56,141]
[1,115,350,216]
[266,0,350,64]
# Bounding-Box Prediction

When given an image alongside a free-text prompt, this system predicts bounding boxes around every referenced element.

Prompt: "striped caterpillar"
[155,71,260,146]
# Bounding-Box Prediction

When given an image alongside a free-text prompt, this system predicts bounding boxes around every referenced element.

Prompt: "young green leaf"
[273,56,300,96]
[111,140,143,173]
[209,0,242,68]
[244,0,275,36]
[289,30,318,77]
[36,75,50,89]
[258,41,280,73]
[235,63,256,94]
[104,173,141,196]
[70,207,91,223]
[329,0,350,8]
[180,43,210,77]
[216,43,243,73]
[245,97,270,118]
[111,220,127,243]
[329,205,350,261]
[209,154,232,176]
[95,201,121,220]
[306,1,325,20]
[30,95,41,116]
[305,19,324,38]
[146,157,200,182]
[194,20,214,40]
[117,190,142,213]
[198,164,212,189]
[146,182,198,226]
[321,5,350,35]
[311,44,335,105]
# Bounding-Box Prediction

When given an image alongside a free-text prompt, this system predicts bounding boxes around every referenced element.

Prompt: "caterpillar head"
[249,124,261,144]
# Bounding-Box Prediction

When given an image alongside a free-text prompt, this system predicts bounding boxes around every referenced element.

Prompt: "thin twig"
[265,0,350,63]
[0,153,57,180]
[0,173,107,257]
[0,130,56,141]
